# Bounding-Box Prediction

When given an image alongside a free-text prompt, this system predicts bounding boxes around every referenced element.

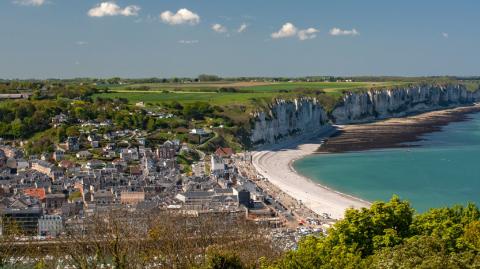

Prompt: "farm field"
[95,81,406,106]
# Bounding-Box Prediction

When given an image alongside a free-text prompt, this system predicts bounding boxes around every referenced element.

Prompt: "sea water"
[293,112,480,212]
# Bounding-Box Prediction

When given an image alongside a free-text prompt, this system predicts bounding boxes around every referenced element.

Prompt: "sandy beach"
[251,126,371,220]
[252,104,480,220]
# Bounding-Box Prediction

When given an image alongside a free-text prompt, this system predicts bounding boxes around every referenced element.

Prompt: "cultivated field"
[95,81,405,107]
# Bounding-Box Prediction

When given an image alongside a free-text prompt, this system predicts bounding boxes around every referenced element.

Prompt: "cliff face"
[332,85,480,124]
[250,98,329,145]
[250,85,480,146]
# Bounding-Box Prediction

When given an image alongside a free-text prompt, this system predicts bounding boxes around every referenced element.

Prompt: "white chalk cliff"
[250,85,480,146]
[250,98,329,145]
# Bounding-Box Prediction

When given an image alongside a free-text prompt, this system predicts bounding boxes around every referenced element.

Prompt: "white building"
[210,155,225,174]
[190,128,207,135]
[38,215,63,237]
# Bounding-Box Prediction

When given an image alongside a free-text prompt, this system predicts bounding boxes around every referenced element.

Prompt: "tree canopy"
[267,196,480,269]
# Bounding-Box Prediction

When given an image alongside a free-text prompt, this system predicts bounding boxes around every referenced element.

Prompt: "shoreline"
[318,104,480,154]
[251,104,480,220]
[251,126,371,220]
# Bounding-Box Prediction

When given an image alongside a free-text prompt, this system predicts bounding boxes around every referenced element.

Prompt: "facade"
[156,146,176,159]
[76,151,93,160]
[93,190,114,205]
[120,191,145,205]
[66,137,80,152]
[45,193,66,213]
[53,150,65,161]
[38,215,63,237]
[211,155,225,174]
[31,160,54,176]
[2,206,42,235]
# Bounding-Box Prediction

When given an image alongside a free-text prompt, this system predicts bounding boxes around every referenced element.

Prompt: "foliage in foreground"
[268,196,480,269]
[3,197,480,268]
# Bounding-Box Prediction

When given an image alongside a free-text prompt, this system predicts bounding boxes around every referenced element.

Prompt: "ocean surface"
[293,112,480,212]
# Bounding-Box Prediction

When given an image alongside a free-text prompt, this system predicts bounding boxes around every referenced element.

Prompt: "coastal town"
[3,1,480,267]
[0,110,333,249]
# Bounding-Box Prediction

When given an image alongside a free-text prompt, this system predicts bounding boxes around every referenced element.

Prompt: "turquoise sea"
[293,112,480,212]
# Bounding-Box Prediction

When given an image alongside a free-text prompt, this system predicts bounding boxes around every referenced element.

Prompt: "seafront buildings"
[0,126,324,240]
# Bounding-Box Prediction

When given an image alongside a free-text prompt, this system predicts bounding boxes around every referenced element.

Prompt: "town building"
[38,215,63,237]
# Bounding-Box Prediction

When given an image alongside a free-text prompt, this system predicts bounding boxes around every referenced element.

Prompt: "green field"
[95,81,406,107]
[94,91,278,105]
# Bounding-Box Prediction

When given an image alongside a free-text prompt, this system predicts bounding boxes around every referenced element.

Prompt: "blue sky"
[1,0,479,78]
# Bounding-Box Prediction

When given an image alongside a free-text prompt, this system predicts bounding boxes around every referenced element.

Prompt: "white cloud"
[160,8,200,25]
[442,32,449,38]
[75,41,88,46]
[329,27,359,36]
[237,23,248,33]
[298,28,319,40]
[88,2,140,17]
[12,0,45,6]
[178,40,199,44]
[212,23,227,33]
[271,23,318,41]
[271,23,298,39]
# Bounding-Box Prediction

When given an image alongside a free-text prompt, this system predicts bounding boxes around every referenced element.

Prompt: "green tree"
[66,126,80,137]
[205,251,244,269]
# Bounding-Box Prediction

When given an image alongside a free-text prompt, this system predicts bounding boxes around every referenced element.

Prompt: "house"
[190,128,207,135]
[85,160,105,170]
[87,134,98,142]
[38,215,63,237]
[175,191,214,205]
[112,159,127,171]
[40,153,50,161]
[91,140,100,148]
[0,93,31,100]
[93,190,114,205]
[76,151,93,160]
[156,145,176,159]
[0,146,22,158]
[51,113,68,127]
[58,160,76,170]
[66,137,80,151]
[215,147,234,158]
[23,188,47,202]
[16,159,29,171]
[53,149,65,162]
[31,160,54,176]
[120,191,145,205]
[0,150,6,168]
[120,148,139,161]
[2,204,42,235]
[137,137,146,146]
[211,155,225,174]
[45,193,66,213]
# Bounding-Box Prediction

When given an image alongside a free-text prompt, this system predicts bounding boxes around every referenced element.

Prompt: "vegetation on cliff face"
[266,196,480,269]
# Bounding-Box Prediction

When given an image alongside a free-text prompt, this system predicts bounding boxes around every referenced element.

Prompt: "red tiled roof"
[23,188,46,201]
[59,160,76,168]
[215,147,234,157]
